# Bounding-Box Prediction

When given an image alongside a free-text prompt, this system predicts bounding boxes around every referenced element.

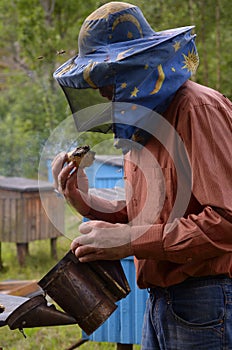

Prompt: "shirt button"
[186,257,193,262]
[133,165,138,171]
[133,198,137,206]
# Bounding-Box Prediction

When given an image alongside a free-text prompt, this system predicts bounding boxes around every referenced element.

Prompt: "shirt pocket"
[130,165,166,226]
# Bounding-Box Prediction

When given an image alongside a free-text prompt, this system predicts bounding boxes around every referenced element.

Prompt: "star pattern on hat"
[173,41,181,52]
[131,87,139,97]
[121,82,127,89]
[182,48,199,73]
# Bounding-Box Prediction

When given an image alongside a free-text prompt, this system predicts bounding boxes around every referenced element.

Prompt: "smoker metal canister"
[38,251,130,335]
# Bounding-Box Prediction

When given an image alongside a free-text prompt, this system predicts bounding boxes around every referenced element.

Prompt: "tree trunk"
[198,0,209,85]
[188,0,194,25]
[215,0,221,90]
[188,0,197,81]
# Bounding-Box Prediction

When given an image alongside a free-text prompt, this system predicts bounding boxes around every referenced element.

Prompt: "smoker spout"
[6,294,77,330]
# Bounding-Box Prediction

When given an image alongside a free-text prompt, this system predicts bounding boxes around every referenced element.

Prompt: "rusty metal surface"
[88,259,130,301]
[38,251,130,335]
[0,294,29,326]
[1,251,130,335]
[6,294,77,330]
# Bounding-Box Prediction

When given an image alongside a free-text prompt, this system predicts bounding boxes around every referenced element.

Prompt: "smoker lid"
[0,177,53,192]
[0,294,29,326]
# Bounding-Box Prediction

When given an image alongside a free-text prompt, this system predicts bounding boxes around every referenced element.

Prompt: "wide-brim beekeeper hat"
[53,1,199,145]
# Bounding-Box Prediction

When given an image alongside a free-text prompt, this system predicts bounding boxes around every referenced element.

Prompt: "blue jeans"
[141,275,232,349]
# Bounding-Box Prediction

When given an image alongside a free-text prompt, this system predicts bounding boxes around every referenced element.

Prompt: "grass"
[0,212,141,350]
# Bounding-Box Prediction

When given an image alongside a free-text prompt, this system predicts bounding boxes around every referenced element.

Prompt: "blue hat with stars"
[54,2,199,150]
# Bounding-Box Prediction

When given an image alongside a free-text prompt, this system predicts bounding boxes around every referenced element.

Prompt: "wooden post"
[0,242,3,270]
[116,344,133,350]
[50,237,57,259]
[16,243,29,266]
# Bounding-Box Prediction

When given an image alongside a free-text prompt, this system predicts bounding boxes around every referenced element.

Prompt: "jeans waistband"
[148,274,232,295]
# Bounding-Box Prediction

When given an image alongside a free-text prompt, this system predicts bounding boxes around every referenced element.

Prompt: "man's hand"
[51,152,90,215]
[52,152,89,194]
[71,221,133,262]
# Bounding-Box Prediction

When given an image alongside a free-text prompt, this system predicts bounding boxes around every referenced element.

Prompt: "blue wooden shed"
[85,155,124,189]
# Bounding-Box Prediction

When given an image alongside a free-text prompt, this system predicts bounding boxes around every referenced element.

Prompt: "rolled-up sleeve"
[86,194,128,223]
[132,206,232,263]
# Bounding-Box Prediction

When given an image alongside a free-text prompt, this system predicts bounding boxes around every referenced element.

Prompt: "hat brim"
[54,26,195,90]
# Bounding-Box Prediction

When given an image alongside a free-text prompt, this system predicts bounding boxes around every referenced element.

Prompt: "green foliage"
[0,0,97,178]
[0,0,231,178]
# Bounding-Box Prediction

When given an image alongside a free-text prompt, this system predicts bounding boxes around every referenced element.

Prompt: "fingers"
[70,237,79,252]
[51,151,67,167]
[76,168,86,178]
[52,152,68,189]
[72,243,111,262]
[70,229,92,252]
[79,220,114,233]
[73,245,98,261]
[52,151,90,195]
[57,162,77,191]
[72,243,129,262]
[75,168,89,193]
[79,221,93,234]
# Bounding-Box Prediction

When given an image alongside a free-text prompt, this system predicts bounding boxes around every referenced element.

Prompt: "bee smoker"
[5,251,130,335]
[37,251,130,335]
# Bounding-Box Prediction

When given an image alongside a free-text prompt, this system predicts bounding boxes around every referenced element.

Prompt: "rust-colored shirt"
[88,80,232,288]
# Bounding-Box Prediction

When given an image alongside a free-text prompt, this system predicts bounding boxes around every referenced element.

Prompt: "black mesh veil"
[61,86,113,134]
